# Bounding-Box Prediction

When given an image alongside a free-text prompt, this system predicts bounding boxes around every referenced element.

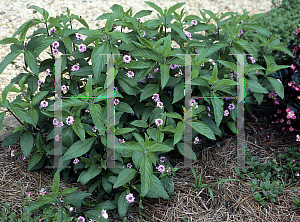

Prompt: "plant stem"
[164,17,167,37]
[45,23,53,56]
[6,107,24,126]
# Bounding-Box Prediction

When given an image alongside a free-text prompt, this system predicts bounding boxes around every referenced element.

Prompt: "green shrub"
[0,1,291,220]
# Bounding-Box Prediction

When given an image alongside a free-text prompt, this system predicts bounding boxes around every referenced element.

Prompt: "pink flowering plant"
[0,1,293,220]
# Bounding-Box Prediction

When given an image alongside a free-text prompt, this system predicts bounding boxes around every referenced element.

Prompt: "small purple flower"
[194,136,200,144]
[137,18,141,22]
[66,116,74,125]
[73,158,79,164]
[77,216,85,222]
[238,30,243,36]
[53,49,59,55]
[248,56,256,64]
[76,33,83,40]
[46,68,51,76]
[114,87,118,91]
[11,150,15,157]
[191,20,197,25]
[140,77,146,83]
[228,103,235,110]
[22,155,26,160]
[152,93,160,102]
[195,49,198,53]
[157,101,164,109]
[52,41,59,49]
[78,44,86,52]
[224,110,229,116]
[40,100,48,108]
[156,165,165,173]
[38,80,43,86]
[85,108,90,113]
[185,32,192,38]
[119,139,125,143]
[159,156,165,163]
[55,135,60,142]
[92,126,97,133]
[114,98,120,106]
[123,55,131,63]
[110,155,115,161]
[49,27,56,34]
[170,64,177,69]
[126,193,135,203]
[71,65,79,71]
[126,71,134,78]
[155,119,163,126]
[148,73,155,79]
[61,85,67,91]
[47,154,51,158]
[127,163,132,168]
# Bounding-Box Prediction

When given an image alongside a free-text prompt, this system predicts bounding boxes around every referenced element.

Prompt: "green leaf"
[113,168,136,188]
[118,191,130,219]
[130,120,148,128]
[86,77,92,97]
[177,143,197,161]
[211,92,224,127]
[168,23,188,39]
[108,31,130,44]
[63,190,91,210]
[62,137,96,162]
[244,64,265,73]
[28,108,38,128]
[160,64,170,89]
[26,194,56,212]
[77,164,102,185]
[10,104,35,126]
[73,15,89,29]
[130,48,161,63]
[0,38,21,45]
[248,80,268,93]
[146,141,174,152]
[0,50,23,75]
[217,60,237,71]
[34,37,59,57]
[105,13,117,32]
[0,111,5,131]
[70,65,93,77]
[215,79,237,86]
[241,24,271,36]
[115,102,134,114]
[2,83,15,102]
[188,120,216,140]
[172,80,184,104]
[268,65,291,74]
[95,12,113,21]
[20,131,33,159]
[120,60,150,69]
[174,121,184,145]
[140,84,159,102]
[208,187,214,202]
[52,171,60,195]
[110,4,124,18]
[1,130,22,147]
[234,40,257,60]
[202,9,217,20]
[161,176,174,196]
[24,50,39,75]
[59,187,78,196]
[28,5,49,22]
[144,1,164,16]
[212,64,218,83]
[269,45,293,58]
[166,3,185,16]
[160,112,183,120]
[145,175,169,199]
[163,34,172,55]
[205,42,228,57]
[267,77,284,99]
[31,91,49,106]
[62,36,73,54]
[227,121,237,134]
[115,141,144,152]
[91,42,110,82]
[115,128,135,135]
[71,118,86,141]
[27,153,43,171]
[89,104,105,136]
[140,156,153,197]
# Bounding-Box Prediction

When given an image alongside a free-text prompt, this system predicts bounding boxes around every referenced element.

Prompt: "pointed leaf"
[77,164,102,185]
[62,137,96,161]
[144,1,164,15]
[140,84,159,102]
[140,156,153,197]
[0,50,23,75]
[113,168,136,188]
[267,77,284,99]
[20,131,33,159]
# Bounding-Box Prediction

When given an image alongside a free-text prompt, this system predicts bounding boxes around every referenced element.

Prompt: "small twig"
[6,108,24,126]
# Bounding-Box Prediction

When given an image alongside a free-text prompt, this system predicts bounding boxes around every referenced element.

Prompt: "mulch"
[1,100,300,221]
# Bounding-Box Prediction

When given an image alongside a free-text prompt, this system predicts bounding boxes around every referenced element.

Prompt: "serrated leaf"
[20,131,33,159]
[0,50,23,75]
[140,84,159,102]
[115,128,135,135]
[188,120,216,140]
[115,141,144,152]
[144,1,164,15]
[130,120,148,128]
[177,143,197,160]
[89,104,105,135]
[140,156,153,197]
[174,121,184,145]
[105,13,117,32]
[267,77,284,99]
[166,3,185,16]
[62,36,73,54]
[71,118,86,141]
[62,137,96,161]
[130,48,161,62]
[91,42,110,82]
[227,121,237,134]
[118,191,130,218]
[211,92,224,127]
[160,112,183,120]
[217,60,237,71]
[113,168,136,188]
[77,164,102,185]
[205,42,228,57]
[146,141,173,152]
[115,102,134,114]
[244,64,265,73]
[248,80,268,93]
[0,38,21,45]
[31,91,49,106]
